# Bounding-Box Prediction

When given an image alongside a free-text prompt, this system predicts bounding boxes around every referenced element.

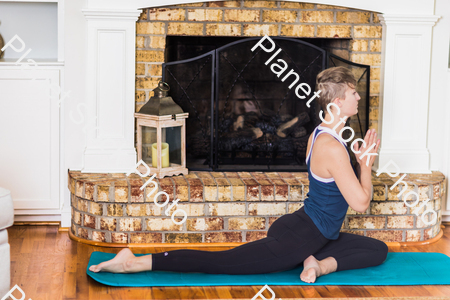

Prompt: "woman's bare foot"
[300,255,322,283]
[300,255,337,283]
[89,248,136,273]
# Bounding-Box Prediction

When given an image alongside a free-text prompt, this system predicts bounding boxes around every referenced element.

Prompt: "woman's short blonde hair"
[316,66,357,113]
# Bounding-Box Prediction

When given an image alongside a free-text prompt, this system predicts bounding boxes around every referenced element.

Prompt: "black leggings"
[151,206,388,274]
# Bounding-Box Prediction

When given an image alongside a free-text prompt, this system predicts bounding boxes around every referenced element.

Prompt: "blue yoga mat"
[87,251,450,286]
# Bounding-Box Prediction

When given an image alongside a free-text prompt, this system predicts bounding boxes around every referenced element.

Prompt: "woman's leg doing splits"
[150,212,328,274]
[311,232,389,272]
[90,209,329,275]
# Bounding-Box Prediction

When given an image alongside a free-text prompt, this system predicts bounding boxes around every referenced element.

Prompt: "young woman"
[89,67,388,284]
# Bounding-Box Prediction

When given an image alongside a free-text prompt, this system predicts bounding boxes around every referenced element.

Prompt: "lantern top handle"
[154,81,170,98]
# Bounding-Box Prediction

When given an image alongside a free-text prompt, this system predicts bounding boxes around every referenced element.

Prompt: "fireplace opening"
[162,36,369,171]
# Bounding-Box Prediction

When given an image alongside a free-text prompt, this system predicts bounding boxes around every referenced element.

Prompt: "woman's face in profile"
[341,85,360,116]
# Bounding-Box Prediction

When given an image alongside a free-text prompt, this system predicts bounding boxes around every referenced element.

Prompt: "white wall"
[430,0,450,171]
[7,0,445,225]
[93,0,436,14]
[429,0,450,220]
[59,0,88,226]
[0,1,58,60]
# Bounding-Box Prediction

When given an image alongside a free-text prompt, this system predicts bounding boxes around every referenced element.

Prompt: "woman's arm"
[358,163,372,208]
[352,129,380,210]
[327,144,371,213]
[355,163,361,182]
[326,129,380,213]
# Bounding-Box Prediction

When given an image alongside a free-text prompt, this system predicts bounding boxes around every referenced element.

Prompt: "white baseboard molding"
[14,208,71,225]
[441,215,450,222]
[14,214,61,222]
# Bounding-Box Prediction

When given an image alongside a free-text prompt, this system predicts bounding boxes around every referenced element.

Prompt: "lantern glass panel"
[164,126,182,167]
[142,126,157,168]
[140,125,182,169]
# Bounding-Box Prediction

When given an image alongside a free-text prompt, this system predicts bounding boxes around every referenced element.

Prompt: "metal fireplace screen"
[162,37,370,171]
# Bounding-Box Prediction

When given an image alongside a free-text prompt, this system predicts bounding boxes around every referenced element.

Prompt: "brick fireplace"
[133,1,380,174]
[72,0,444,246]
[135,1,382,136]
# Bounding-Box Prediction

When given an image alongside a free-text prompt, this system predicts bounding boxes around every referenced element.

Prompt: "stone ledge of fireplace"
[68,170,444,245]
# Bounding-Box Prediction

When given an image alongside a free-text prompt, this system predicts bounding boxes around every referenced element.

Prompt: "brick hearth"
[68,170,444,244]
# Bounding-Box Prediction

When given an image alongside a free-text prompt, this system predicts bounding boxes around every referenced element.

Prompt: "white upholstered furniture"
[0,188,14,297]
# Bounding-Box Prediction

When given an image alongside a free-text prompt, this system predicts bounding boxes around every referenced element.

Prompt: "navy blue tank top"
[303,125,357,240]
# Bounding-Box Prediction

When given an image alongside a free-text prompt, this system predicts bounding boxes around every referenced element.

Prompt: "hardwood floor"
[7,225,450,300]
